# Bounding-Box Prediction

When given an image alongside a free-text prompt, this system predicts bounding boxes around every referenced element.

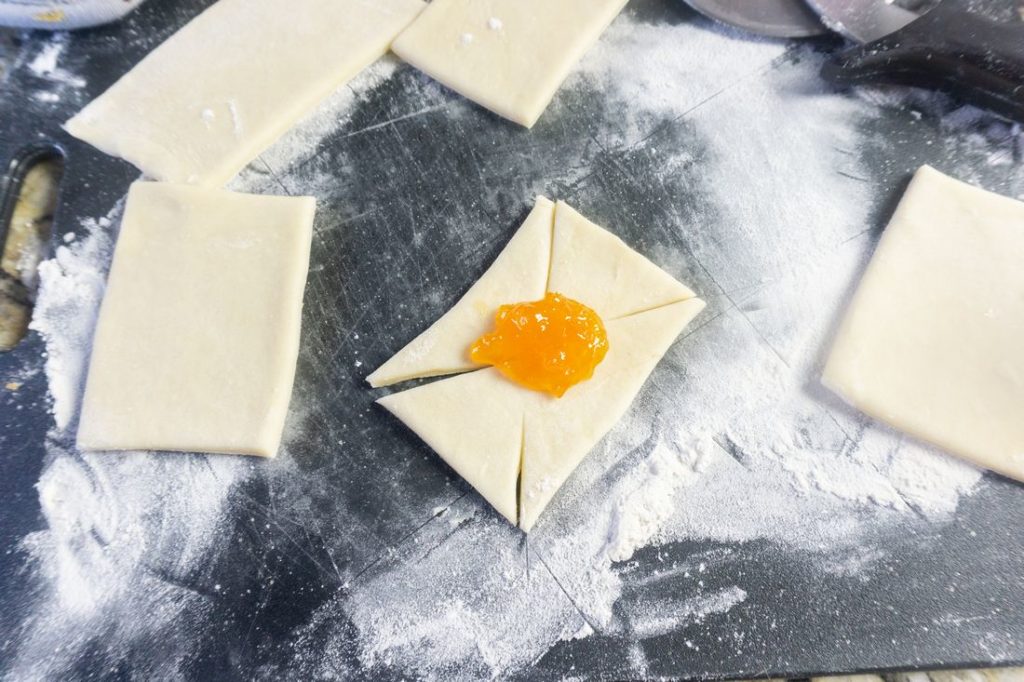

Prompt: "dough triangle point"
[378,368,534,524]
[518,298,705,531]
[367,197,554,387]
[547,201,696,320]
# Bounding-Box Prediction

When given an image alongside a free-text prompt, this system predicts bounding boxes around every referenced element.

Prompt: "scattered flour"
[10,441,250,679]
[620,586,748,639]
[29,211,118,431]
[231,57,400,189]
[27,34,86,88]
[603,438,710,563]
[27,39,63,77]
[32,91,60,104]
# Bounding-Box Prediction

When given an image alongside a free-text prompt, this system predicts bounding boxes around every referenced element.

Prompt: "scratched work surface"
[1,0,1023,679]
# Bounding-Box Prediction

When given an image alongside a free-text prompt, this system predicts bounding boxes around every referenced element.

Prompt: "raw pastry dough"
[375,199,705,529]
[65,0,425,187]
[377,368,528,523]
[823,165,1024,483]
[518,298,704,530]
[391,0,628,127]
[77,182,316,457]
[549,202,696,319]
[368,198,553,388]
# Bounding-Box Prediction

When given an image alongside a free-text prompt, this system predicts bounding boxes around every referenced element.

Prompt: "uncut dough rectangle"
[77,182,316,457]
[823,165,1024,483]
[391,0,628,128]
[65,0,425,187]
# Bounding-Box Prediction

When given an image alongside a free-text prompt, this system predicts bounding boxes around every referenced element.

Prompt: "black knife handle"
[821,0,1024,122]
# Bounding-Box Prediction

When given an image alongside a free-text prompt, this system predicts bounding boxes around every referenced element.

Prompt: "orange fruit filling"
[470,292,610,398]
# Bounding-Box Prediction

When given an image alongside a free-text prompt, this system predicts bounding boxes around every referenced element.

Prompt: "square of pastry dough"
[824,165,1024,483]
[391,0,628,127]
[77,182,316,458]
[65,0,425,187]
[371,198,705,530]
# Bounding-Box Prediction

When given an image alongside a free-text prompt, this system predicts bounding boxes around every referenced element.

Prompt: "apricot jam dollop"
[470,292,609,398]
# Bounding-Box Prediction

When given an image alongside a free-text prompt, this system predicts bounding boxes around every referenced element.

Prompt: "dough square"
[823,165,1024,482]
[77,182,316,457]
[374,198,705,530]
[391,0,628,127]
[65,0,425,187]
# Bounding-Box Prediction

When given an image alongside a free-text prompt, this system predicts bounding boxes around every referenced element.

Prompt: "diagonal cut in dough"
[519,299,705,531]
[823,165,1024,483]
[391,0,629,128]
[77,182,316,458]
[65,0,425,187]
[367,197,553,388]
[549,201,697,320]
[378,368,536,524]
[373,198,705,530]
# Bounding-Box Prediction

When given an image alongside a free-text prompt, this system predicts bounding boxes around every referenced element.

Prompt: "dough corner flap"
[376,369,526,524]
[518,297,706,532]
[366,196,555,388]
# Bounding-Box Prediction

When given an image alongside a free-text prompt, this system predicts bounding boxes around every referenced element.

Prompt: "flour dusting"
[621,586,748,639]
[27,34,86,88]
[29,211,118,431]
[232,57,401,189]
[11,441,250,679]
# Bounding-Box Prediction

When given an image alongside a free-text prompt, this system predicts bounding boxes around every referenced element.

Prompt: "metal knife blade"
[805,0,921,43]
[682,0,829,38]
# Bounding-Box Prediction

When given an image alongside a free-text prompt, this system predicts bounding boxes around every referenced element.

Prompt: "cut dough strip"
[373,198,705,529]
[392,0,629,127]
[77,182,315,458]
[823,165,1024,483]
[65,0,425,187]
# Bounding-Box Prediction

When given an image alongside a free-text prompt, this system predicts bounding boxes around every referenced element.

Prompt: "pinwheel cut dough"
[391,0,628,127]
[374,198,705,530]
[824,165,1024,483]
[65,0,425,187]
[77,182,316,458]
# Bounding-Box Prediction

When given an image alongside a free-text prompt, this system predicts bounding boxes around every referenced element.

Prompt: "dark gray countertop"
[1,1,1023,679]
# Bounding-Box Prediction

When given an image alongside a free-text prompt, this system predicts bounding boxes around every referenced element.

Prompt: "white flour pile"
[29,212,116,430]
[9,5,1016,680]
